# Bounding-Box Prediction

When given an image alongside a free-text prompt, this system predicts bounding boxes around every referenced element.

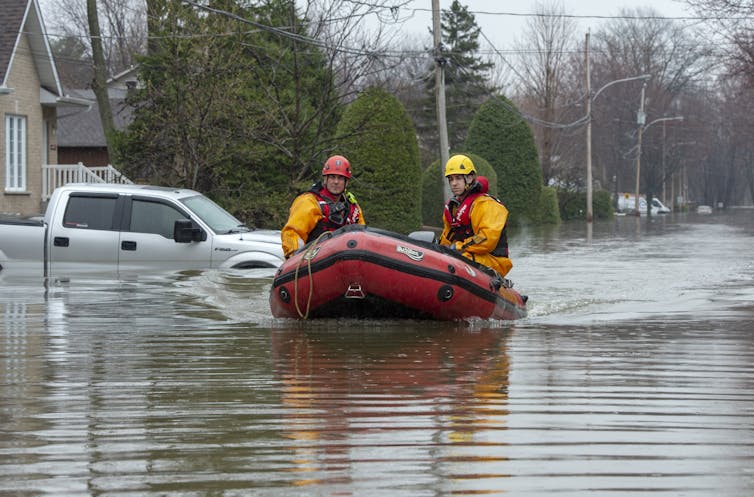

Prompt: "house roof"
[57,89,134,147]
[108,65,141,90]
[0,0,63,95]
[54,66,140,147]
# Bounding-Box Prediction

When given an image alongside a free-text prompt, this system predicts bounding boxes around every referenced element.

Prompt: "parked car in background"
[615,193,671,215]
[697,205,713,214]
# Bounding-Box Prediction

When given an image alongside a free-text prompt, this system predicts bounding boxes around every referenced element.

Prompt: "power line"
[408,7,754,22]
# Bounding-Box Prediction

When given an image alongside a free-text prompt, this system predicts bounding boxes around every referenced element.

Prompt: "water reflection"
[271,326,514,492]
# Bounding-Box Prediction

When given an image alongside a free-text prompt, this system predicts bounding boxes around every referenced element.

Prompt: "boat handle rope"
[292,231,331,319]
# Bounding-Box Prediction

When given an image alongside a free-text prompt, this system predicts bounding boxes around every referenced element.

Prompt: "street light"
[585,66,650,222]
[633,112,684,214]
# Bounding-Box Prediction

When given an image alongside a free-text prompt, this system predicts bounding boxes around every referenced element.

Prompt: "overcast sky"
[384,0,695,48]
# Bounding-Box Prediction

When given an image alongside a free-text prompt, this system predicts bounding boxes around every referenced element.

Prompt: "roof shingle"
[0,0,28,87]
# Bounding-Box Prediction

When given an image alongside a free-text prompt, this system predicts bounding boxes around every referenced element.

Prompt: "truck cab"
[0,184,285,278]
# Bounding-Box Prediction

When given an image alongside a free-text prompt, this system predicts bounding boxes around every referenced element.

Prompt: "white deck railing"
[90,165,133,185]
[42,163,133,200]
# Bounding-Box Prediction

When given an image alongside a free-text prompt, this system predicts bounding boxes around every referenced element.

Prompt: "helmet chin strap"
[464,174,476,192]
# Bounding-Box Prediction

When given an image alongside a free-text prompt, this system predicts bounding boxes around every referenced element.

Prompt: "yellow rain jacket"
[281,190,365,259]
[440,194,512,277]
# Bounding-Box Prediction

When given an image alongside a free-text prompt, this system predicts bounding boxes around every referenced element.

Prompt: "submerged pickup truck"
[0,183,284,278]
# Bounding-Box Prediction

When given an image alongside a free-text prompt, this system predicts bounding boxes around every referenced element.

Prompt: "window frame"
[4,114,27,192]
[61,193,121,231]
[127,197,191,239]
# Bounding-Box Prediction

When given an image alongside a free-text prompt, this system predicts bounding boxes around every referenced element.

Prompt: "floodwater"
[2,209,753,497]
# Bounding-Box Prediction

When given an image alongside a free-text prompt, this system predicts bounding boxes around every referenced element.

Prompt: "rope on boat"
[292,231,331,319]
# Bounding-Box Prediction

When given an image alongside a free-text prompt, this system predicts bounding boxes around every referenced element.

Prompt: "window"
[129,199,188,238]
[5,114,27,192]
[62,195,118,230]
[181,194,246,234]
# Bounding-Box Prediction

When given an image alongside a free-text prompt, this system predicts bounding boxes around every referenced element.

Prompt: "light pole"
[633,113,684,214]
[585,69,650,222]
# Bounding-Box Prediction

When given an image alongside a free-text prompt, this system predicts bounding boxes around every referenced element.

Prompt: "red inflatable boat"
[269,225,527,321]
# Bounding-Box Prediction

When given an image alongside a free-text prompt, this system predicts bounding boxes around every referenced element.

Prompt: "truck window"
[63,196,118,230]
[180,194,247,234]
[129,199,188,238]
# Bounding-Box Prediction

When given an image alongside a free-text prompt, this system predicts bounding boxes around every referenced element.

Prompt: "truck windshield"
[180,195,250,234]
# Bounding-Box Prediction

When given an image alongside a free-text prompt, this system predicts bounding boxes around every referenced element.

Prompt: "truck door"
[49,193,121,277]
[117,197,212,273]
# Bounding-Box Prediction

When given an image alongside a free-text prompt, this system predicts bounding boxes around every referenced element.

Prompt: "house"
[0,0,91,215]
[56,66,138,166]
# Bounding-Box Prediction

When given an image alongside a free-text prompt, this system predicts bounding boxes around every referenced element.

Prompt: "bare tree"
[511,0,579,186]
[683,0,754,85]
[45,0,146,79]
[704,78,754,206]
[42,0,147,164]
[687,0,754,205]
[87,0,116,155]
[251,0,420,183]
[360,34,438,164]
[300,0,411,101]
[589,7,711,205]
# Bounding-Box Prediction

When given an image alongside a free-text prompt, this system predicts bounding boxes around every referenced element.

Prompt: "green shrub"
[593,190,615,219]
[537,186,561,225]
[336,88,422,233]
[464,96,542,226]
[558,189,614,221]
[557,190,583,220]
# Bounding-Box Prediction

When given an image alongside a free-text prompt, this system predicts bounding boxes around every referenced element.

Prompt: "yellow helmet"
[444,154,476,177]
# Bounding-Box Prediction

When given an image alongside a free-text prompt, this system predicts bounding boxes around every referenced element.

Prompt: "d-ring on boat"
[269,225,527,320]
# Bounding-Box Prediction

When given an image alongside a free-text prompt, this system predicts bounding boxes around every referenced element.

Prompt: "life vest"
[308,182,361,238]
[443,183,509,258]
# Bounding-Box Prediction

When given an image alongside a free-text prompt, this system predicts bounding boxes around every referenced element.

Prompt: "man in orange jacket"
[281,155,365,259]
[439,154,512,277]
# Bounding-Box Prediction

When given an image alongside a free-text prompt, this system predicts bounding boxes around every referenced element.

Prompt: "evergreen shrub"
[558,189,614,221]
[464,96,543,226]
[537,186,561,225]
[336,88,422,233]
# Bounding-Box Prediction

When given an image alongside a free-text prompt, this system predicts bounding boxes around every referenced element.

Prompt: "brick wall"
[0,32,51,216]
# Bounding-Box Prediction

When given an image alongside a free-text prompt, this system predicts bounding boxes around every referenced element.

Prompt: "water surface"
[2,210,753,496]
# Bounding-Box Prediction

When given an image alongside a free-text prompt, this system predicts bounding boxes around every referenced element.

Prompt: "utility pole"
[634,81,646,215]
[661,120,666,205]
[585,32,593,223]
[585,42,649,222]
[432,0,451,202]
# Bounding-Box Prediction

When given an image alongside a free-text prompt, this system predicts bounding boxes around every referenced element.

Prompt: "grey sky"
[391,0,694,48]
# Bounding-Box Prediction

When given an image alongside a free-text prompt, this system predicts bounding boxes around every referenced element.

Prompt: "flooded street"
[2,210,753,496]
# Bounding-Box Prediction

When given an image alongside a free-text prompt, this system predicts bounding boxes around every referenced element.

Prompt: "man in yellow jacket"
[439,154,512,277]
[281,155,365,259]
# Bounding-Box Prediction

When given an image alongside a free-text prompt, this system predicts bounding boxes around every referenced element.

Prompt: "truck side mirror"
[173,219,204,243]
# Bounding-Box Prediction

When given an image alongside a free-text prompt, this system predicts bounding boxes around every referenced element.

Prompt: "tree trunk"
[87,0,116,162]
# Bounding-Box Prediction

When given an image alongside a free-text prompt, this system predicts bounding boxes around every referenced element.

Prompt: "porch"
[42,163,132,201]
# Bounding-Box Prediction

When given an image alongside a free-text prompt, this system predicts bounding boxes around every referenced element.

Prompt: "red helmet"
[322,155,352,179]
